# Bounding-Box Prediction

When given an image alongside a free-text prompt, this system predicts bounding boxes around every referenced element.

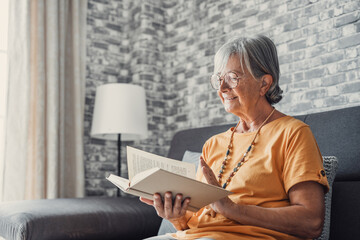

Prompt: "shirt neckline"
[226,115,291,136]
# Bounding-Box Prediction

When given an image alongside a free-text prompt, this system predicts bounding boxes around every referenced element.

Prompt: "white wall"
[0,0,9,200]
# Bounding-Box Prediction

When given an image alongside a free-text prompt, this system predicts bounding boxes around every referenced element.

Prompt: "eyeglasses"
[210,71,242,90]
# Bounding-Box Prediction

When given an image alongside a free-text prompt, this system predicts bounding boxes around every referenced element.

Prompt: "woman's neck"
[235,106,281,133]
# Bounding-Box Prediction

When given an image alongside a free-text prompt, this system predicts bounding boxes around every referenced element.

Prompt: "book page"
[127,146,196,180]
[131,167,160,185]
[106,174,130,191]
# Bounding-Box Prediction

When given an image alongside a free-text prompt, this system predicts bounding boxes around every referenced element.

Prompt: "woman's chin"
[223,102,238,113]
[224,106,235,114]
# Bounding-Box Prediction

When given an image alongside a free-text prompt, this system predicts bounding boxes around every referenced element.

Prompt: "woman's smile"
[224,96,238,101]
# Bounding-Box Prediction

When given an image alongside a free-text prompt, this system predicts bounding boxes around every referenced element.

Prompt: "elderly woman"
[141,35,329,240]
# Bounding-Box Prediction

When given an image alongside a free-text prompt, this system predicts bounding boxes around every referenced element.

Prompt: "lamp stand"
[117,133,121,197]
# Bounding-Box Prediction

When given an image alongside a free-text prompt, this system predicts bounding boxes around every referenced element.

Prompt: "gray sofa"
[0,106,359,240]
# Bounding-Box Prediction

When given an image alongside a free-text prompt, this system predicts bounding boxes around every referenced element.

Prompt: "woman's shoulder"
[272,115,308,129]
[265,115,310,138]
[204,128,233,145]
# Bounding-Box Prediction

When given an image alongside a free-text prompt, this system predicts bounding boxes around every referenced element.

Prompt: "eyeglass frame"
[210,71,244,90]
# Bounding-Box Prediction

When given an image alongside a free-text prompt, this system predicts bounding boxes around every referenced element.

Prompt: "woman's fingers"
[153,193,165,216]
[163,192,173,218]
[151,192,190,220]
[173,194,183,215]
[139,197,154,206]
[180,197,191,216]
[200,156,220,187]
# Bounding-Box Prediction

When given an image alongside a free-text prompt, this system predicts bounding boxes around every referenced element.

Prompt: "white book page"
[106,174,130,191]
[131,167,160,185]
[127,146,196,180]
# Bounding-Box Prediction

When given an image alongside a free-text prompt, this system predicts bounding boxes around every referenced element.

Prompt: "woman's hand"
[154,192,190,220]
[140,192,190,230]
[140,193,190,220]
[200,156,235,214]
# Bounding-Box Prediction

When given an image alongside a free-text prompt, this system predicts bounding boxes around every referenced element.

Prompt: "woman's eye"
[228,77,238,83]
[227,73,238,78]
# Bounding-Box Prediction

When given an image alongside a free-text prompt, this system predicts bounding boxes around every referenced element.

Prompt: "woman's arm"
[200,157,325,239]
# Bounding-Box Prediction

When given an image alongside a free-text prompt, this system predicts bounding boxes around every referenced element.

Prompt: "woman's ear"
[260,74,273,96]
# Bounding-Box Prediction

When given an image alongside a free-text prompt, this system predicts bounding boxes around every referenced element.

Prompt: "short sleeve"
[283,126,329,193]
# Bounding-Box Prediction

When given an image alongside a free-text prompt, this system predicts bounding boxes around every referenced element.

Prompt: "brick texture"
[85,0,360,196]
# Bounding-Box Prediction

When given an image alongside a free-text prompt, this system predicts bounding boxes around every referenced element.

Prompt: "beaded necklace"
[218,107,276,189]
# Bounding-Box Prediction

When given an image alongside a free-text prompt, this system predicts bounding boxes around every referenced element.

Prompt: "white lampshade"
[91,83,148,141]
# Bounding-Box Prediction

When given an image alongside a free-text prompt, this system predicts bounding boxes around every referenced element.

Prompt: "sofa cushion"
[158,154,338,239]
[0,197,161,240]
[329,181,360,239]
[315,156,338,240]
[182,150,202,172]
[157,218,176,237]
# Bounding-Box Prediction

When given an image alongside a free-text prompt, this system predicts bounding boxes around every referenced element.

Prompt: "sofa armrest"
[0,197,162,240]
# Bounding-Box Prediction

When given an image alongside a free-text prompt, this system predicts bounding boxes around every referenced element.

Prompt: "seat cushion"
[0,197,161,240]
[182,150,202,171]
[329,181,360,239]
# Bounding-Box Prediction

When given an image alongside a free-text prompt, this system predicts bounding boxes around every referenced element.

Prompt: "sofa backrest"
[299,106,360,181]
[167,105,360,240]
[296,106,360,239]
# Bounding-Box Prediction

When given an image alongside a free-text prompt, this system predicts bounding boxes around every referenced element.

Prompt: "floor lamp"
[90,83,148,196]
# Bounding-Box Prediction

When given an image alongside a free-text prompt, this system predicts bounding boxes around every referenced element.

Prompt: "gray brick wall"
[85,0,360,196]
[85,0,131,196]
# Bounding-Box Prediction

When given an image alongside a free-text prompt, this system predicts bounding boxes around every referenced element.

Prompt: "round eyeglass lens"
[225,72,239,88]
[210,75,221,89]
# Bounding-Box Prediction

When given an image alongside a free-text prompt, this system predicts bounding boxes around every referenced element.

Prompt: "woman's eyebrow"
[218,70,245,76]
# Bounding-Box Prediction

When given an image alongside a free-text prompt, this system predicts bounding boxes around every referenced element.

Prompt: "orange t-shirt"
[174,116,329,240]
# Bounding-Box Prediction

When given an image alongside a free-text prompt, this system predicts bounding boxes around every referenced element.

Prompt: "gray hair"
[214,35,283,105]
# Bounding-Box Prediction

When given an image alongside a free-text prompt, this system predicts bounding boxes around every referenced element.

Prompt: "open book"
[106,146,232,212]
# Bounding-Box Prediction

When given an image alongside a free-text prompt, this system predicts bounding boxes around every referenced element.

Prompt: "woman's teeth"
[226,97,237,100]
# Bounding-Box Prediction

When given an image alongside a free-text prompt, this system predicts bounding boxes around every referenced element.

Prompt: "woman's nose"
[219,78,230,92]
